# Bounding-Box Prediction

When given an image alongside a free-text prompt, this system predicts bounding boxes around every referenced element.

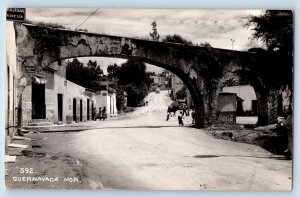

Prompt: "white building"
[6,21,17,144]
[94,88,118,117]
[222,85,257,115]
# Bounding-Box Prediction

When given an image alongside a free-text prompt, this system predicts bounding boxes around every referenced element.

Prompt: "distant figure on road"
[166,112,170,121]
[280,108,293,158]
[102,107,107,120]
[146,101,148,106]
[92,107,96,121]
[191,110,195,124]
[178,112,184,126]
[182,104,188,116]
[98,107,102,118]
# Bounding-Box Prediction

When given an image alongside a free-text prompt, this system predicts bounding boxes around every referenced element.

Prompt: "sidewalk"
[21,121,102,133]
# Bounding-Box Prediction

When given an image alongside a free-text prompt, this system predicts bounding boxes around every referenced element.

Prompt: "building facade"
[6,21,17,145]
[222,85,257,115]
[6,22,117,137]
[95,89,118,117]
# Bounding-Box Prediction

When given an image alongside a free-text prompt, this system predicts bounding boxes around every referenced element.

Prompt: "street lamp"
[230,38,235,50]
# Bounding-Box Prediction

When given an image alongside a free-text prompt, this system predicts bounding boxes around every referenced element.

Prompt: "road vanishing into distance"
[6,90,292,190]
[66,91,292,190]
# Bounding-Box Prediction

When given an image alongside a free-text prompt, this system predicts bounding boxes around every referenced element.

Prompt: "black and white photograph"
[5,8,293,190]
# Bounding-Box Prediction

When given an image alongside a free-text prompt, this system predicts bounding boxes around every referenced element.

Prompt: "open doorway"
[32,83,46,119]
[58,94,63,122]
[80,99,83,121]
[73,98,76,121]
[87,98,90,120]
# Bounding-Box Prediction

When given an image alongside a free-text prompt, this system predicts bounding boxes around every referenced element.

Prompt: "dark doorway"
[73,98,76,121]
[58,94,63,122]
[236,100,244,116]
[80,99,83,121]
[92,102,94,120]
[87,99,90,120]
[32,83,46,119]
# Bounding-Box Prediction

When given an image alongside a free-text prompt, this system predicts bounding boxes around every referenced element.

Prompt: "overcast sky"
[27,8,263,74]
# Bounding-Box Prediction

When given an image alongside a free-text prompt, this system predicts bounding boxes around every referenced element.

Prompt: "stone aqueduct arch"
[14,23,277,128]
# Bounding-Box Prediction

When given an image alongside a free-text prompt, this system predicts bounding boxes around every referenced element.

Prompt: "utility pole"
[230,38,235,50]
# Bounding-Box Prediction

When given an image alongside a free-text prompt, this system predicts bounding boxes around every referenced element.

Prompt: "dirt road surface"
[5,91,292,190]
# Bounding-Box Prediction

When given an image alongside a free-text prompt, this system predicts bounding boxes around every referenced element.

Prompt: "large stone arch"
[14,22,274,128]
[56,56,206,127]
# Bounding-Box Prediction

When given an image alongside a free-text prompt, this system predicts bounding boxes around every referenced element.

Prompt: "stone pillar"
[266,88,280,124]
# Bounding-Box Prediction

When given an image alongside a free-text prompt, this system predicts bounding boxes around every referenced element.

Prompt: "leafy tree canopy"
[245,10,293,54]
[149,21,160,41]
[118,59,147,85]
[245,10,293,90]
[162,34,193,45]
[66,58,103,90]
[107,59,154,107]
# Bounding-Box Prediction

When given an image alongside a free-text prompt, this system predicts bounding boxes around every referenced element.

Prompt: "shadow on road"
[90,125,182,129]
[191,154,289,160]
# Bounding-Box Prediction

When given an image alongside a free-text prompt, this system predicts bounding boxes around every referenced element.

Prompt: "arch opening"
[217,69,270,126]
[45,55,205,128]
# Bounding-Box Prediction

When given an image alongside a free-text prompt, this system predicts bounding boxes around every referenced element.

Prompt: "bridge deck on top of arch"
[15,22,258,74]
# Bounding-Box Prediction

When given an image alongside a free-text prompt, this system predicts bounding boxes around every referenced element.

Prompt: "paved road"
[64,90,292,190]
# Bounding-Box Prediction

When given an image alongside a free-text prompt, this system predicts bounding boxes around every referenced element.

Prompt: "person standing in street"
[102,107,107,120]
[98,107,102,120]
[182,104,187,116]
[191,109,195,124]
[280,108,293,158]
[178,112,184,126]
[92,107,96,121]
[166,112,170,121]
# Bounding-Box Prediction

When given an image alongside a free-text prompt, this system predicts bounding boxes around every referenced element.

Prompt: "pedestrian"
[166,112,170,121]
[178,112,184,126]
[98,107,102,120]
[92,107,96,121]
[102,107,107,120]
[280,107,293,158]
[191,109,195,124]
[182,104,187,116]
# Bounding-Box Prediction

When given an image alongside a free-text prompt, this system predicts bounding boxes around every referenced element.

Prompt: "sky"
[26,8,263,74]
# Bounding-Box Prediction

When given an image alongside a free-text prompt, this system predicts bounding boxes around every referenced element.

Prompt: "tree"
[162,34,192,45]
[107,63,120,81]
[245,10,293,90]
[198,42,212,48]
[87,60,103,82]
[107,59,152,107]
[118,59,147,85]
[66,58,103,90]
[245,10,293,54]
[125,83,148,107]
[149,21,160,41]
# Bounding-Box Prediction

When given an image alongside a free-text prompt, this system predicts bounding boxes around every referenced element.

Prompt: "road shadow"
[90,125,182,129]
[191,154,290,160]
[30,125,187,133]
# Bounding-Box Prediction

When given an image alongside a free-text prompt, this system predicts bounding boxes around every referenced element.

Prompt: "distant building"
[222,85,257,115]
[95,88,118,117]
[150,71,169,90]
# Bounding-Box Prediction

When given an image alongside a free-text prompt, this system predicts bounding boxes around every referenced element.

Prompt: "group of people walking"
[166,103,195,126]
[92,107,107,121]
